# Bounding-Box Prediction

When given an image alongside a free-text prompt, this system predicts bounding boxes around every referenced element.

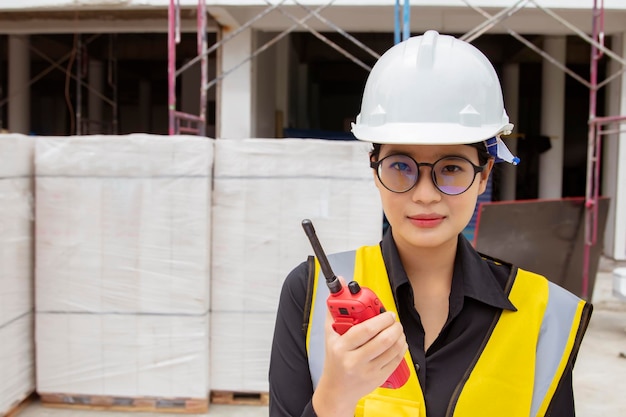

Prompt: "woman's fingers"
[322,279,408,388]
[348,318,407,374]
[326,310,406,368]
[343,311,400,350]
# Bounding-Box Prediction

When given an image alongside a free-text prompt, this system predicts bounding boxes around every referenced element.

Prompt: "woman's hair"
[369,141,491,166]
[467,141,491,166]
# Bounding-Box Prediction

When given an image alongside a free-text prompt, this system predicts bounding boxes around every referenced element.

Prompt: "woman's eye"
[441,164,463,173]
[389,161,412,172]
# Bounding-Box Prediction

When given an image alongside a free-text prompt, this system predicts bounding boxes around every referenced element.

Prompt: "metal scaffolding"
[168,1,625,298]
[584,0,626,299]
[168,0,208,136]
[459,0,626,299]
[0,33,119,135]
[167,0,388,136]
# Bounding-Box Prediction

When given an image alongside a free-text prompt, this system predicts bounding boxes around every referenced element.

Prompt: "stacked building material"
[34,135,213,407]
[0,135,35,416]
[209,138,382,393]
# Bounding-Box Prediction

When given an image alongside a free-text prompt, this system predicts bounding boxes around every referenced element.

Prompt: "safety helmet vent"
[459,105,481,127]
[369,104,387,127]
[415,29,437,70]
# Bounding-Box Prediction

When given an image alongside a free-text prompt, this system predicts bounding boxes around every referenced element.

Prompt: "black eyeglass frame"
[370,154,487,195]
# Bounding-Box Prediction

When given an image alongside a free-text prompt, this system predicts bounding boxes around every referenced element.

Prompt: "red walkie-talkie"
[301,219,410,389]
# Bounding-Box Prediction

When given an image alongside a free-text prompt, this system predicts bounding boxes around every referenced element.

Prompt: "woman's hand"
[312,283,408,417]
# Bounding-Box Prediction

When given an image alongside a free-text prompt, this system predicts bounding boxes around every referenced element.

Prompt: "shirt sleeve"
[269,261,318,417]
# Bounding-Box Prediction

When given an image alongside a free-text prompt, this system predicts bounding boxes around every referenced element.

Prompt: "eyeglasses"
[370,154,486,195]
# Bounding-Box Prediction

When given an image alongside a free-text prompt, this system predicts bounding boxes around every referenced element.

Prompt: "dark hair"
[370,143,382,162]
[468,141,491,166]
[369,141,491,165]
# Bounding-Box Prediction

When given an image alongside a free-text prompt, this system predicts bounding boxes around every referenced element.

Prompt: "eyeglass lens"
[377,155,479,195]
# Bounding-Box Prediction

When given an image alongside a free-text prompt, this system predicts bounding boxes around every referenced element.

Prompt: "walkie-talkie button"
[348,281,361,294]
[339,307,349,315]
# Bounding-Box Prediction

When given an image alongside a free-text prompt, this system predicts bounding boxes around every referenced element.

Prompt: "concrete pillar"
[538,36,566,199]
[88,60,104,134]
[218,27,253,138]
[253,31,276,138]
[500,63,520,201]
[603,33,626,260]
[8,35,30,134]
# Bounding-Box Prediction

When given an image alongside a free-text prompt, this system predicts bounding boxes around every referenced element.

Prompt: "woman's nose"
[410,170,441,204]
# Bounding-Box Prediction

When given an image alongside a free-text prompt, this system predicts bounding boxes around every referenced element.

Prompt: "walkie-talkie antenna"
[301,219,342,294]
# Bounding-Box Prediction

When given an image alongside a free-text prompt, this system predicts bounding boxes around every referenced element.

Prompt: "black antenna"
[301,219,342,294]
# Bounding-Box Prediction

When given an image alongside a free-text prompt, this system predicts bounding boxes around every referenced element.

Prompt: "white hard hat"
[351,30,514,145]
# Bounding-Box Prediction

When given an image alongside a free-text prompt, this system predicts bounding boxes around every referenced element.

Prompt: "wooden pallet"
[3,392,35,417]
[39,393,208,414]
[210,390,269,406]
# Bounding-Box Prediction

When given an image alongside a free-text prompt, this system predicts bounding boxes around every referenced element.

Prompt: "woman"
[269,30,591,417]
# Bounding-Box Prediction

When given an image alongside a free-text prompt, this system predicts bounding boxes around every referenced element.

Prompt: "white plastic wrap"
[211,138,383,313]
[0,314,35,416]
[0,135,34,323]
[35,135,212,315]
[209,311,276,392]
[36,312,209,398]
[0,134,35,416]
[34,134,213,400]
[6,134,384,398]
[0,134,34,178]
[0,179,33,322]
[209,138,383,391]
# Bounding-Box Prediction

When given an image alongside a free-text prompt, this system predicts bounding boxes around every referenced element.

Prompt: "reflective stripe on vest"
[305,246,588,417]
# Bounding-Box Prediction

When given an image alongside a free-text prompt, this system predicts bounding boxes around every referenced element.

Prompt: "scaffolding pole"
[168,0,210,136]
[394,0,411,44]
[171,0,409,137]
[583,0,626,299]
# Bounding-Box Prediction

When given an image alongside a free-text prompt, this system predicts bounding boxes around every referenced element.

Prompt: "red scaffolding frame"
[168,0,208,136]
[583,0,626,299]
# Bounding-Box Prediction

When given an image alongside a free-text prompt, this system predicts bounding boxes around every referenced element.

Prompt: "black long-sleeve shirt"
[269,231,578,417]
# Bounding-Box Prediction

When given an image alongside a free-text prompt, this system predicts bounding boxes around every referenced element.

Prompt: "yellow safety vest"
[305,245,590,417]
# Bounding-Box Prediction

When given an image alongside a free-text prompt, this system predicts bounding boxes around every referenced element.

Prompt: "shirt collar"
[455,234,517,311]
[380,228,516,312]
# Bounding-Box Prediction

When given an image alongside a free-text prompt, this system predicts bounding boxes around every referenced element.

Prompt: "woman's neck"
[394,234,458,350]
[395,235,457,294]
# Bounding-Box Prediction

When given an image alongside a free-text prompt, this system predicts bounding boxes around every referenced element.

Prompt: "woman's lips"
[408,214,445,228]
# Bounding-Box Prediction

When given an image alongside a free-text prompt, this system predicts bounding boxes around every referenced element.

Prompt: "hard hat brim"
[351,122,514,145]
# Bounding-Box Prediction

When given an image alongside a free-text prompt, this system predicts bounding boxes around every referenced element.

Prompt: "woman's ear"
[372,164,384,191]
[478,158,495,195]
[370,154,382,188]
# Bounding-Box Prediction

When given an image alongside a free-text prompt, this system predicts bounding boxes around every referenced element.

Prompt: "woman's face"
[374,143,493,252]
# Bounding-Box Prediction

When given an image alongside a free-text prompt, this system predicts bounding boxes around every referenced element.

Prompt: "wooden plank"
[3,392,35,417]
[210,390,269,406]
[39,393,208,414]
